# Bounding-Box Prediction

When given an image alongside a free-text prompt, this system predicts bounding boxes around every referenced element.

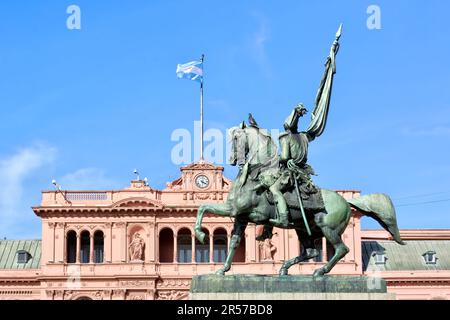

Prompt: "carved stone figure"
[194,24,405,278]
[128,232,145,261]
[259,238,276,261]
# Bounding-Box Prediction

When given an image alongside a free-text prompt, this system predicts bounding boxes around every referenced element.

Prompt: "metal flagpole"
[200,54,205,161]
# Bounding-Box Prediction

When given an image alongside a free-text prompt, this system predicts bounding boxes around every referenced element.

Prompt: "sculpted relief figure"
[259,238,276,261]
[194,24,405,278]
[129,233,145,261]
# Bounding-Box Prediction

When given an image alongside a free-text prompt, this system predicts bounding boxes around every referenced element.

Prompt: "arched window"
[213,228,228,263]
[195,229,210,263]
[93,231,104,263]
[159,228,174,263]
[66,231,77,263]
[177,228,192,263]
[80,231,90,263]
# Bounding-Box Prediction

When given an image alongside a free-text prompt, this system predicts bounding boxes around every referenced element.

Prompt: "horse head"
[229,121,248,167]
[229,118,278,169]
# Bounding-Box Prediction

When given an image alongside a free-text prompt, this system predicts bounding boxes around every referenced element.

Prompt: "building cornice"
[32,206,202,217]
[386,278,450,286]
[362,229,450,241]
[36,275,160,282]
[0,277,40,284]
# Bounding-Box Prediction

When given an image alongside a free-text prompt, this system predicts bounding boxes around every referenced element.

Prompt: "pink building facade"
[1,162,450,300]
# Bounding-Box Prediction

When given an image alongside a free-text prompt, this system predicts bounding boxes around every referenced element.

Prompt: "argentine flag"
[176,59,203,82]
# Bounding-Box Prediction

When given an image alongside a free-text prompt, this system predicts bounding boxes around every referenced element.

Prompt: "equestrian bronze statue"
[194,25,405,277]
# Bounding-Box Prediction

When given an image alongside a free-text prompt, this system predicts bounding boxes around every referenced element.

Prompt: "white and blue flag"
[176,59,203,82]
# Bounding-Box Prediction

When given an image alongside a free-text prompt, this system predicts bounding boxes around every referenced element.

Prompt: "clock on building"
[195,175,209,189]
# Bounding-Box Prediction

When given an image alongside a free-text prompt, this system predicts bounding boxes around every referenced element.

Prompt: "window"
[177,228,192,263]
[80,231,90,263]
[423,251,437,264]
[373,251,387,265]
[17,250,31,264]
[93,231,104,263]
[195,229,210,263]
[159,228,174,263]
[66,231,77,263]
[213,229,228,263]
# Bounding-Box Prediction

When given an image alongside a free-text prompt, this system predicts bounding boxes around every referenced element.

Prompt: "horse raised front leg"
[195,203,232,243]
[216,219,248,275]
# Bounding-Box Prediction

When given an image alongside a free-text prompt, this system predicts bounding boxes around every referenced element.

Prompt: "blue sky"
[0,1,450,239]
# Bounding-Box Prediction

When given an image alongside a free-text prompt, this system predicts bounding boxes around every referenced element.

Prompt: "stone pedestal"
[189,275,395,300]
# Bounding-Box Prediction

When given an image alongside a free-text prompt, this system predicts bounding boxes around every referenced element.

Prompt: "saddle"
[264,187,325,221]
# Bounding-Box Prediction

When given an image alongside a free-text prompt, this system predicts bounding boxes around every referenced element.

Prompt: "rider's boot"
[269,189,290,227]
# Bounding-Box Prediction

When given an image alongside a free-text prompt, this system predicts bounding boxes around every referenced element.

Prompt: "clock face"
[195,175,209,189]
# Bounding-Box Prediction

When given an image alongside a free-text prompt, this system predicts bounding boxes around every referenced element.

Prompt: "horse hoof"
[215,269,226,276]
[195,231,206,244]
[279,268,288,276]
[313,268,325,278]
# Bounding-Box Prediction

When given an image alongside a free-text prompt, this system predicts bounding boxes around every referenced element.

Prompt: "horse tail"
[347,193,405,245]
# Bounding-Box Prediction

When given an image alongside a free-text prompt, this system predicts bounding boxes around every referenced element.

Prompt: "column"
[227,232,232,263]
[89,234,94,263]
[209,233,214,263]
[341,229,349,263]
[173,234,177,263]
[120,224,126,262]
[322,237,327,262]
[104,223,112,263]
[45,222,55,263]
[191,233,195,263]
[245,225,255,262]
[76,234,80,263]
[55,223,65,263]
[283,229,289,261]
[353,212,363,274]
[111,222,126,262]
[155,229,159,263]
[148,222,155,262]
[288,229,299,258]
[52,224,57,263]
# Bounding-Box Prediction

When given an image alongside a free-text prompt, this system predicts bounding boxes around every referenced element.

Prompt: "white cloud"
[250,12,271,77]
[59,168,119,190]
[0,144,56,235]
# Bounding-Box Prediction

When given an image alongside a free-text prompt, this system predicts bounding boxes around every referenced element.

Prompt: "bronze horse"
[194,125,405,277]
